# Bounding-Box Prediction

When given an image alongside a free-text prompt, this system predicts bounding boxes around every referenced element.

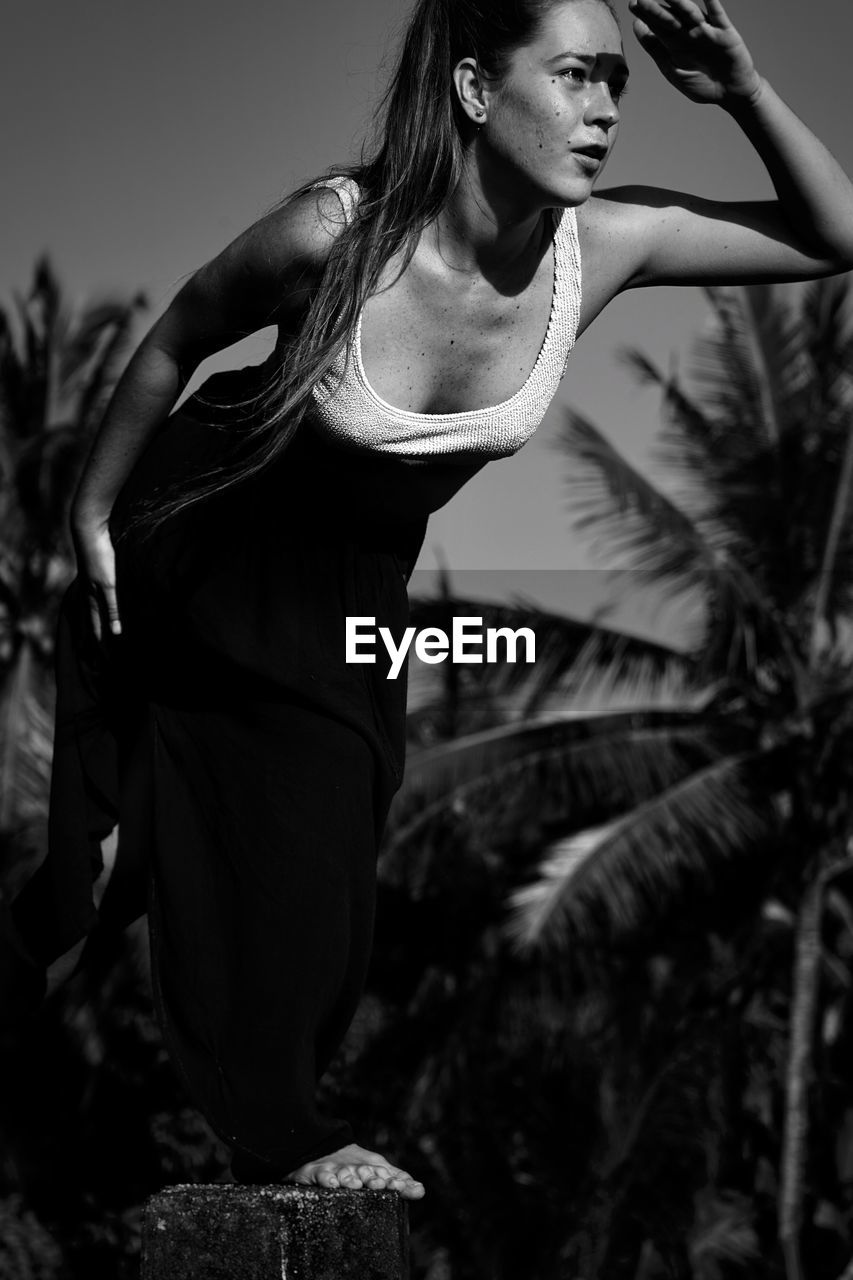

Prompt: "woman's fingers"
[702,0,732,27]
[632,20,672,66]
[74,518,122,642]
[650,0,710,23]
[85,582,120,645]
[102,581,122,636]
[629,0,683,31]
[632,0,756,104]
[630,0,710,37]
[82,571,121,645]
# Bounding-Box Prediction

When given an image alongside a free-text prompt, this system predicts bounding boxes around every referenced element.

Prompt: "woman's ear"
[452,57,489,127]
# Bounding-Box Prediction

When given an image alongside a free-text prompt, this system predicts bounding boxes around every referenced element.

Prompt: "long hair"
[126,0,614,536]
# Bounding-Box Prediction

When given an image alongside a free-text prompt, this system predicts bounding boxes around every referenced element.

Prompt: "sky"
[3,0,853,632]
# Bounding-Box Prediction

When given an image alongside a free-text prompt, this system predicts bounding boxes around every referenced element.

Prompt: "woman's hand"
[71,512,122,644]
[628,0,762,110]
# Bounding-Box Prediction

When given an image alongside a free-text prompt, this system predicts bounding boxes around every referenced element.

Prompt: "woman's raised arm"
[71,187,345,641]
[584,0,853,291]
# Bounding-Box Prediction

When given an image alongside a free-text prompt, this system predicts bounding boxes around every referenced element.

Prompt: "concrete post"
[141,1184,410,1280]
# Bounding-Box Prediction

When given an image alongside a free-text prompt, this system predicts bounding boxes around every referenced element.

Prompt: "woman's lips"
[572,150,602,172]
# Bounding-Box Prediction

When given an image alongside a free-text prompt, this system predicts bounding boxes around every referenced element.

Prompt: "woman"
[8,0,853,1200]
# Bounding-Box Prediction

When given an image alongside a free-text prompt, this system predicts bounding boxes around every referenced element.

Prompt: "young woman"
[9,0,853,1200]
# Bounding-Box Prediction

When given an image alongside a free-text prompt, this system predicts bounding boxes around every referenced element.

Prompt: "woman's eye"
[611,83,629,101]
[562,67,587,84]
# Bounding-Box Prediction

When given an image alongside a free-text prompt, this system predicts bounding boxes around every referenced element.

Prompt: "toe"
[392,1176,425,1198]
[315,1167,340,1189]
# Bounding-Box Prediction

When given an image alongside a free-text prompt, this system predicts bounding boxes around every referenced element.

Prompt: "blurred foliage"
[0,1196,63,1280]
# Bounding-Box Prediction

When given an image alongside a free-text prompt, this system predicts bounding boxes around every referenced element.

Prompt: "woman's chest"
[357,242,556,415]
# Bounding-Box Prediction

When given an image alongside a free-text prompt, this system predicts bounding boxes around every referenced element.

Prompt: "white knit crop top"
[308,177,582,461]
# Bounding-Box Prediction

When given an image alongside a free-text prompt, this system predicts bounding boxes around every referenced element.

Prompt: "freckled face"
[483,0,627,208]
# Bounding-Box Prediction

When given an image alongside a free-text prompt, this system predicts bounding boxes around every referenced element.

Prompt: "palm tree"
[362,279,853,1278]
[553,281,853,1280]
[0,256,146,858]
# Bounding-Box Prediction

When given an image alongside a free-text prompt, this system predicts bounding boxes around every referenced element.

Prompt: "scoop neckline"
[352,208,566,423]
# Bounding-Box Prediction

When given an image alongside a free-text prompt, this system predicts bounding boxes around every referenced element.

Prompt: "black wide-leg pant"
[10,385,427,1179]
[150,697,380,1177]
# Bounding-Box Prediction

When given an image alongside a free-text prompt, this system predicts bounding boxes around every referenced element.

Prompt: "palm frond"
[12,423,90,554]
[620,345,779,572]
[801,274,853,401]
[809,388,853,664]
[740,284,813,440]
[0,643,54,829]
[621,285,853,619]
[382,710,738,894]
[558,407,779,676]
[620,346,717,474]
[560,407,714,569]
[0,313,28,438]
[73,292,147,431]
[692,287,781,447]
[535,631,715,723]
[0,261,146,595]
[3,261,69,443]
[504,751,774,955]
[59,300,131,388]
[29,257,62,329]
[10,298,49,437]
[407,592,697,725]
[688,1188,761,1274]
[824,513,853,629]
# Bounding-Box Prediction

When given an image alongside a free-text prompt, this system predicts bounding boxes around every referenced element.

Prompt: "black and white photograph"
[2,0,853,1276]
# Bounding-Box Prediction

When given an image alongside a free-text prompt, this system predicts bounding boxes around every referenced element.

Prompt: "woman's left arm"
[597,0,853,288]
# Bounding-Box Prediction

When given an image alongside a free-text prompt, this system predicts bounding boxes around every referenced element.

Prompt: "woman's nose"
[585,83,619,128]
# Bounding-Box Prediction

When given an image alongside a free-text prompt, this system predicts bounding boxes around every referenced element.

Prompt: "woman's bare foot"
[284,1142,425,1199]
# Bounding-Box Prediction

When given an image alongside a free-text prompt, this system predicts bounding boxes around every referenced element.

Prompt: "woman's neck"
[424,167,548,280]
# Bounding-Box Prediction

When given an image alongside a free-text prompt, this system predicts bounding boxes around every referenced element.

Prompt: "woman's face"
[480,0,627,210]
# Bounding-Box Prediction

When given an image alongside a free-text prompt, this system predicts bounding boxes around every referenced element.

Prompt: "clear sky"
[3,0,852,630]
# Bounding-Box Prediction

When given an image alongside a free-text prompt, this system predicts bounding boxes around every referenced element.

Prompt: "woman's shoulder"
[576,185,709,250]
[573,188,673,304]
[243,181,356,288]
[569,191,663,330]
[184,180,357,334]
[575,189,645,241]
